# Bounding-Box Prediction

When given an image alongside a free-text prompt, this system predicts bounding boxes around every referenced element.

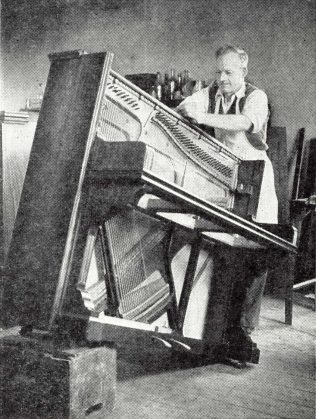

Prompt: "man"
[177,45,278,363]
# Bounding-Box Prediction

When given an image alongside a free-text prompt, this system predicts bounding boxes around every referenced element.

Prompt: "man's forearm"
[199,113,252,131]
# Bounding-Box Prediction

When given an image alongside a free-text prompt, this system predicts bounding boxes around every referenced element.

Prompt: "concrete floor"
[110,295,316,419]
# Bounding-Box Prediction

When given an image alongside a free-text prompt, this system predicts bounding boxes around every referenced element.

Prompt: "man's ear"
[242,67,248,77]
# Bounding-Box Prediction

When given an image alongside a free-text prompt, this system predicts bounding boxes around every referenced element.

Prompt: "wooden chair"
[267,128,316,323]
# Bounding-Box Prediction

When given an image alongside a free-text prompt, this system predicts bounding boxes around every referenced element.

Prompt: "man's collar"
[215,81,246,100]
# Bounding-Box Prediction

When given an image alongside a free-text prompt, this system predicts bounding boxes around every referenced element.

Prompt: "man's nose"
[220,72,227,82]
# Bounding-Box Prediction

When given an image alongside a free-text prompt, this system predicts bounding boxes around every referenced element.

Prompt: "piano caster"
[225,342,260,366]
[222,357,248,369]
[216,327,261,367]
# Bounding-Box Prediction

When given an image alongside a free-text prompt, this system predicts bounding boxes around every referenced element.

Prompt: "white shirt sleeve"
[176,87,210,113]
[242,89,269,133]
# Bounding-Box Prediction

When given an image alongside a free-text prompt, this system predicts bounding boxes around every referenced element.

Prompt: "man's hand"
[177,102,206,125]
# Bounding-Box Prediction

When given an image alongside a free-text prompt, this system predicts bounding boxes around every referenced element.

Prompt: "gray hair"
[215,45,249,70]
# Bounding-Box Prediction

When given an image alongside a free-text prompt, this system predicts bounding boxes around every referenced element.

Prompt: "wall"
[2,0,315,155]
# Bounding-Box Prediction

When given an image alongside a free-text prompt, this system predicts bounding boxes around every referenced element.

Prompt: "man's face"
[215,52,246,96]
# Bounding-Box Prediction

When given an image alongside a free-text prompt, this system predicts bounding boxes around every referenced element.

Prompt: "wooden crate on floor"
[0,334,116,418]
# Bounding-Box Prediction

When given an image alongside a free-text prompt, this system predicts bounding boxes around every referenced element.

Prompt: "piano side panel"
[233,160,266,219]
[76,226,109,315]
[2,51,111,329]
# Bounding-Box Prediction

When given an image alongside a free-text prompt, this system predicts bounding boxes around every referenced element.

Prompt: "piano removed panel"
[2,51,296,357]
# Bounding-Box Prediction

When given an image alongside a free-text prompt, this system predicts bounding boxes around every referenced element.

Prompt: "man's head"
[215,45,248,96]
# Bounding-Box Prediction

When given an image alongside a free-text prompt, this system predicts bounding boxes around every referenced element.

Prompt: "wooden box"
[0,335,116,418]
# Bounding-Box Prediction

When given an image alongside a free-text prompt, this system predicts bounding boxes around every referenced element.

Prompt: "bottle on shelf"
[182,69,193,97]
[182,69,189,86]
[174,72,183,101]
[168,68,177,102]
[154,72,163,101]
[149,85,157,99]
[149,67,197,106]
[163,72,169,104]
[178,73,183,92]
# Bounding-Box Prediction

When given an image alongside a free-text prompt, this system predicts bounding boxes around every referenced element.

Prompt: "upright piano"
[2,50,297,364]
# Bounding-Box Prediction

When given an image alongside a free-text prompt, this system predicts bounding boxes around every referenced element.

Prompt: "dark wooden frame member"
[2,50,114,329]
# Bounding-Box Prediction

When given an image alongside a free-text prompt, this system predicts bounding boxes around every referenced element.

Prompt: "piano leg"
[203,245,262,365]
[163,226,181,332]
[177,235,203,332]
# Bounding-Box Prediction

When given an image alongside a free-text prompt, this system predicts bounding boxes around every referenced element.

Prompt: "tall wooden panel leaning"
[1,50,116,418]
[1,50,297,417]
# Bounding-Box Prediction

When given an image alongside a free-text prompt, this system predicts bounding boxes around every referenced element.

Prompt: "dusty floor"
[0,295,314,418]
[111,295,316,419]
